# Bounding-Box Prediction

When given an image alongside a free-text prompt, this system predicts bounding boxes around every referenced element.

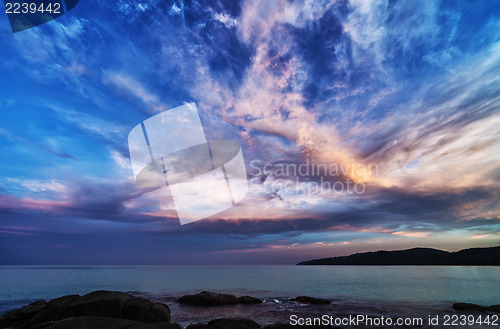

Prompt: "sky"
[0,0,499,264]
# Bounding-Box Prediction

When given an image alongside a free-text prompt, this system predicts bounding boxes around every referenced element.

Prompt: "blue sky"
[0,0,499,264]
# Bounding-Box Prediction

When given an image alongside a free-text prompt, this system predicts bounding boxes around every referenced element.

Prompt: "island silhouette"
[298,246,500,265]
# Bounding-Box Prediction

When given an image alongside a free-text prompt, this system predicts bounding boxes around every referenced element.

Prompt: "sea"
[0,265,498,328]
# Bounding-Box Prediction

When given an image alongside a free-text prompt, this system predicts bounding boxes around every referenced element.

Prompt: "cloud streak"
[0,0,499,263]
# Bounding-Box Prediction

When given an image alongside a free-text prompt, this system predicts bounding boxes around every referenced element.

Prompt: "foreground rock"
[1,299,343,329]
[187,317,260,329]
[453,303,500,313]
[178,292,262,306]
[264,325,341,329]
[25,316,181,329]
[0,291,172,329]
[186,317,339,329]
[236,296,263,304]
[292,296,331,305]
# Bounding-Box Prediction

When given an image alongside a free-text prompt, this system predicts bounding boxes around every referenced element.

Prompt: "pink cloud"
[0,229,35,236]
[0,195,70,212]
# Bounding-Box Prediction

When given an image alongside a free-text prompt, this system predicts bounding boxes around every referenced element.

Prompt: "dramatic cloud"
[0,0,499,264]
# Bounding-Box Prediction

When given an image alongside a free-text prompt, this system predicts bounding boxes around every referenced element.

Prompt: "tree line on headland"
[298,246,500,265]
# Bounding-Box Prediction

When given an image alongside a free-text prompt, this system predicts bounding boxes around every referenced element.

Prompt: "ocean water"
[0,265,499,328]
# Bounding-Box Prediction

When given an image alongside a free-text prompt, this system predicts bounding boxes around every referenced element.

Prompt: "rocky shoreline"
[1,290,498,329]
[0,291,338,329]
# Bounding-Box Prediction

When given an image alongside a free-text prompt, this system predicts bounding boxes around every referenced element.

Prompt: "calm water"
[0,265,498,327]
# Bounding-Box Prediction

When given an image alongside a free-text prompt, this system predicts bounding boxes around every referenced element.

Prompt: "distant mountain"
[297,246,500,265]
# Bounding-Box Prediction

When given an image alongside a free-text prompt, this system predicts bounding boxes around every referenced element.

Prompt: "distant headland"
[297,246,500,265]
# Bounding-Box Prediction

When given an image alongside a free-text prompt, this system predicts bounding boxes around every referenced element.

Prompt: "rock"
[122,297,152,322]
[127,322,182,329]
[186,324,209,329]
[25,316,181,329]
[127,322,181,329]
[291,296,331,305]
[21,295,81,328]
[60,291,131,319]
[25,322,54,329]
[178,292,238,306]
[453,303,483,311]
[0,300,47,328]
[188,317,261,329]
[263,325,340,329]
[207,317,261,329]
[188,320,341,329]
[453,303,500,313]
[0,291,171,328]
[489,306,500,313]
[236,296,263,304]
[143,303,171,323]
[178,292,263,306]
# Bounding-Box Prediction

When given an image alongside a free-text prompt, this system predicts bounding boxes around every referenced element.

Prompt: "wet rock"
[178,292,264,306]
[236,296,263,304]
[453,303,500,313]
[263,325,340,329]
[26,316,181,329]
[291,296,331,305]
[143,303,171,323]
[122,296,153,322]
[178,292,238,306]
[0,291,171,328]
[186,323,209,329]
[59,291,131,319]
[186,317,260,329]
[0,300,47,328]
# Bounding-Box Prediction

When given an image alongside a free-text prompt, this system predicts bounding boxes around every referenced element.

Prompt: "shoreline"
[2,290,498,329]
